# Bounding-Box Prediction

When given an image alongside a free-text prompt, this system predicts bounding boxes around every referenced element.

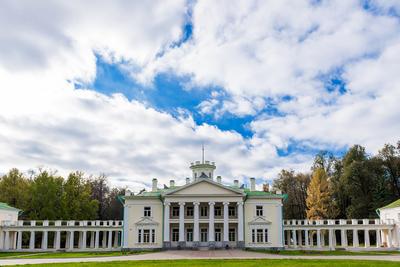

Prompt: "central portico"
[163,178,245,249]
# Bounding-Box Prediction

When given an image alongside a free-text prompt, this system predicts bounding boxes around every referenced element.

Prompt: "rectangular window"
[228,206,236,217]
[264,229,268,243]
[251,229,255,243]
[144,206,151,217]
[201,206,208,217]
[201,228,208,242]
[257,229,263,243]
[172,207,180,217]
[186,206,194,216]
[215,228,221,242]
[256,205,263,216]
[172,229,179,242]
[214,206,222,216]
[138,229,142,243]
[229,228,236,242]
[143,229,150,243]
[151,229,155,243]
[186,228,193,242]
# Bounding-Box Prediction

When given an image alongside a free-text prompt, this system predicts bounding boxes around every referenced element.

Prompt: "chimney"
[152,178,158,192]
[217,176,222,183]
[186,177,190,184]
[170,180,175,187]
[234,179,239,187]
[250,177,256,191]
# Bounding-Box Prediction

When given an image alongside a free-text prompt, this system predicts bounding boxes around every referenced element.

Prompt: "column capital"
[193,201,200,206]
[179,202,186,206]
[236,201,244,206]
[223,201,230,206]
[164,201,171,206]
[208,201,215,206]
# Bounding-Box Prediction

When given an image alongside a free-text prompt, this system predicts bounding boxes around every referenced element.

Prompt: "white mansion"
[122,159,285,249]
[1,158,399,252]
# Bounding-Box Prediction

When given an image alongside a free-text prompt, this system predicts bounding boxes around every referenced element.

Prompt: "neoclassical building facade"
[122,159,286,250]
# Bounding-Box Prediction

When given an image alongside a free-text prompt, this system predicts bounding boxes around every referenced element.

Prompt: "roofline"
[164,178,246,196]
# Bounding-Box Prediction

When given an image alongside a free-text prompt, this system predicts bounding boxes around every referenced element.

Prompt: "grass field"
[6,259,399,267]
[250,249,400,256]
[0,250,153,259]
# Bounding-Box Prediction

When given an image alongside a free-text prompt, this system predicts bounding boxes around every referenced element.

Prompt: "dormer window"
[256,205,263,216]
[144,206,151,217]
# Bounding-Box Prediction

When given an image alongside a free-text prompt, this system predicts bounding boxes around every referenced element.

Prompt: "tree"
[28,170,64,220]
[306,168,337,219]
[377,142,400,198]
[341,145,381,218]
[274,170,310,219]
[61,172,98,220]
[0,168,30,215]
[89,174,110,220]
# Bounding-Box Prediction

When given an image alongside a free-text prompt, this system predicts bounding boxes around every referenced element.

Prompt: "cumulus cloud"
[0,0,399,192]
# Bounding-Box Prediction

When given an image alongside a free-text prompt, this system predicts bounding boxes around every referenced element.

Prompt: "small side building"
[0,202,20,224]
[0,202,21,250]
[377,199,400,248]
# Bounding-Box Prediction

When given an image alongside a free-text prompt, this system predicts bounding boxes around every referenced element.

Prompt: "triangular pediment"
[248,216,272,225]
[135,217,159,226]
[165,179,244,196]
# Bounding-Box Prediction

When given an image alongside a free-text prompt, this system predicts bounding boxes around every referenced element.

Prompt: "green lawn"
[250,249,400,256]
[8,259,400,267]
[0,250,153,259]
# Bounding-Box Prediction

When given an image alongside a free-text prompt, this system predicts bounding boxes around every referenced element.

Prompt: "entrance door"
[200,228,208,246]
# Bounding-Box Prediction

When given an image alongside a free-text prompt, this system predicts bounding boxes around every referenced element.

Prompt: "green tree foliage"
[61,172,98,220]
[274,170,310,219]
[29,170,64,220]
[0,168,30,216]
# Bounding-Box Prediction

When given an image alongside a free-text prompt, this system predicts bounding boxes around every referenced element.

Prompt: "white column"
[54,231,61,250]
[286,230,291,246]
[69,231,74,250]
[341,229,348,247]
[114,231,119,247]
[164,202,170,242]
[17,231,22,250]
[317,229,321,248]
[304,229,309,247]
[81,231,87,249]
[179,202,185,242]
[102,231,107,248]
[4,231,10,250]
[237,202,244,242]
[223,202,229,242]
[193,202,200,242]
[364,230,370,248]
[108,231,113,249]
[321,230,325,246]
[208,201,215,242]
[376,229,381,248]
[95,230,99,249]
[328,229,334,250]
[41,231,48,250]
[29,231,35,250]
[90,231,95,248]
[292,230,297,248]
[298,230,302,246]
[353,229,359,247]
[309,231,314,247]
[387,229,392,248]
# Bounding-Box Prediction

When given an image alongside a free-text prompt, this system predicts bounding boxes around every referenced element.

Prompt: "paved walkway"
[1,250,400,265]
